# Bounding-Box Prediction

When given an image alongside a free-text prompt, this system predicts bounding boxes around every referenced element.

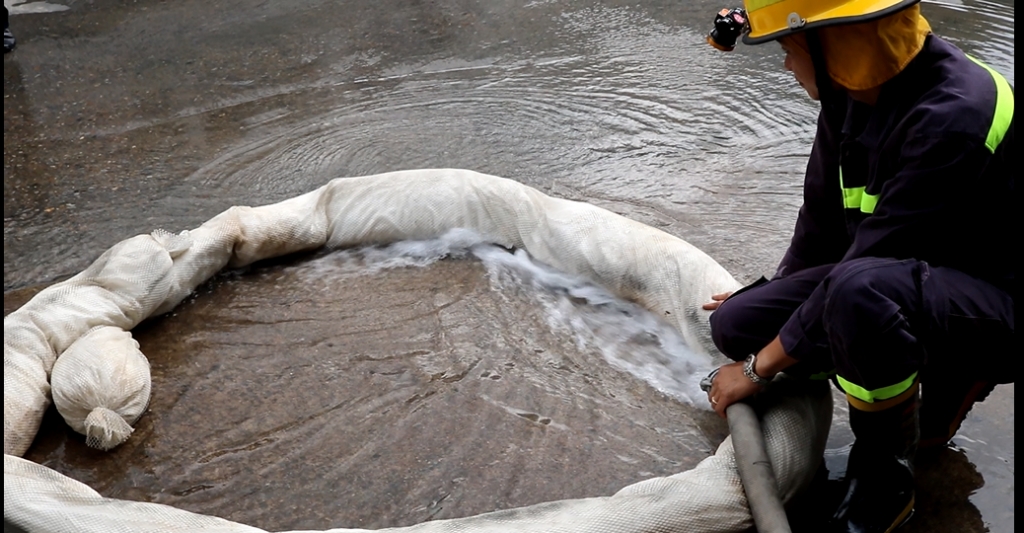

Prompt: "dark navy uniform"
[710,35,1014,410]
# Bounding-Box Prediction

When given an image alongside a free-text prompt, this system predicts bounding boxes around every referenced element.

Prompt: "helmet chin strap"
[806,29,844,123]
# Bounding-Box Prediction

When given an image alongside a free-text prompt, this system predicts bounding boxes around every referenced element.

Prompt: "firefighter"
[701,1,1014,531]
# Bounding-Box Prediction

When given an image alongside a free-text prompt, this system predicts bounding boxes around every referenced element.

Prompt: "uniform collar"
[839,34,936,146]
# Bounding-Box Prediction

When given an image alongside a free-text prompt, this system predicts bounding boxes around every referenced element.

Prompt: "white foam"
[471,244,712,405]
[288,229,712,405]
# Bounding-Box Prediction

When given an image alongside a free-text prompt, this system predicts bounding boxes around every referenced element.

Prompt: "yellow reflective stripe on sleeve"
[967,56,1014,154]
[859,191,878,214]
[840,177,879,214]
[842,184,863,209]
[837,372,919,405]
[837,57,1013,213]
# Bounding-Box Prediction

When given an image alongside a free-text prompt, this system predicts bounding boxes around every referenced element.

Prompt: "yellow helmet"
[743,0,921,44]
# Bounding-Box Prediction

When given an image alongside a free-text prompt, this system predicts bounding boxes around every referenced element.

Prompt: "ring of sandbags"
[4,169,832,533]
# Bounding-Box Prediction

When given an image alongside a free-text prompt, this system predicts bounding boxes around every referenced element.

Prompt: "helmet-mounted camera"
[707,7,748,52]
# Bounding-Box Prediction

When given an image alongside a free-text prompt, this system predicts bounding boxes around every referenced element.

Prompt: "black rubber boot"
[830,382,919,533]
[919,375,995,449]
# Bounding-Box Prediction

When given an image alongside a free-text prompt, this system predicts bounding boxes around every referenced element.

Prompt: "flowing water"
[3,0,1014,531]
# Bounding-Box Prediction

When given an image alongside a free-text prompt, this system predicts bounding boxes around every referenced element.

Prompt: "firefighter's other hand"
[702,292,733,311]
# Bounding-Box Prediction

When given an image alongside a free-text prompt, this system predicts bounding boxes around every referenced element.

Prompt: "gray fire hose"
[727,401,793,533]
[702,369,793,533]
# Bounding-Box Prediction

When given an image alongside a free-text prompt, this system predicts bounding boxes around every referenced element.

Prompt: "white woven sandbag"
[4,169,827,533]
[50,327,152,451]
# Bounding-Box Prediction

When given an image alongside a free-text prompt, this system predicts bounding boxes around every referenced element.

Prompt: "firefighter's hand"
[706,361,760,418]
[702,292,733,311]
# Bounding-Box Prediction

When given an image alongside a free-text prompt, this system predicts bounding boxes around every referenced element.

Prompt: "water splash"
[288,229,714,406]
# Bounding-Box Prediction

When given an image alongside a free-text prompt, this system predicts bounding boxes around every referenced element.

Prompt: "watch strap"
[743,354,771,387]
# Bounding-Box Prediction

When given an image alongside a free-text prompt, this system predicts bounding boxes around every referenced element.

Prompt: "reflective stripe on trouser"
[820,259,932,398]
[713,258,1013,389]
[838,373,918,411]
[811,258,1013,397]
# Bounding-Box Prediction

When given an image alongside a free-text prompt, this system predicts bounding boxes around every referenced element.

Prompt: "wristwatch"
[743,354,772,387]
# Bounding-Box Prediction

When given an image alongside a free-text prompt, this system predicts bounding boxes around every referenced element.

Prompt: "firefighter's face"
[780,36,819,101]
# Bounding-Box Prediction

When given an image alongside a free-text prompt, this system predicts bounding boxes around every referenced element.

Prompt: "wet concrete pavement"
[4,0,1014,531]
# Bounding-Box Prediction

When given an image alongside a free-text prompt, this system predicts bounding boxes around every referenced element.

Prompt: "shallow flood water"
[18,243,729,530]
[3,0,1014,531]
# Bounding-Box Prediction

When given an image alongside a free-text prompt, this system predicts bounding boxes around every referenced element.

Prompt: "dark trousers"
[709,258,1014,393]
